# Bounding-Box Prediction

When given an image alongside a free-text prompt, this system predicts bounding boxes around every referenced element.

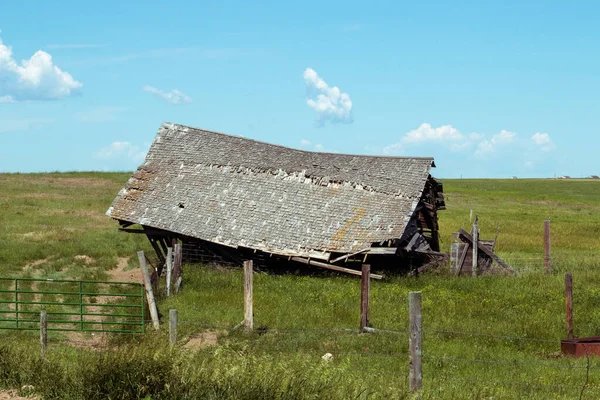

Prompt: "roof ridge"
[161,122,436,163]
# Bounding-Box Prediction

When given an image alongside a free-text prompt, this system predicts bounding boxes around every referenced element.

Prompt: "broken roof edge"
[109,217,336,261]
[159,122,437,166]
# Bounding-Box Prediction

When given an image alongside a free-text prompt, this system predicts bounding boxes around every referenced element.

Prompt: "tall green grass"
[1,174,600,398]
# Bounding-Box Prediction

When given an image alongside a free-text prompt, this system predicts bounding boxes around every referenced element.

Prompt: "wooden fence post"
[169,309,178,344]
[409,291,422,393]
[360,264,370,332]
[565,273,573,339]
[173,244,183,293]
[472,217,478,276]
[544,220,551,274]
[138,251,160,330]
[40,310,47,357]
[166,247,173,297]
[243,260,253,330]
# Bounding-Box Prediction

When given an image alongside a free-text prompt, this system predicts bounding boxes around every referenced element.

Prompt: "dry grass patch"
[0,389,39,400]
[107,257,140,284]
[74,255,94,265]
[184,330,224,349]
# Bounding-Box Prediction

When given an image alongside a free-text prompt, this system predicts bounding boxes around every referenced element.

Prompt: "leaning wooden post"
[472,216,479,276]
[409,291,423,393]
[174,244,183,294]
[138,251,160,330]
[544,220,551,274]
[360,264,371,332]
[243,260,253,330]
[40,310,47,357]
[166,247,173,297]
[169,309,178,344]
[565,273,573,339]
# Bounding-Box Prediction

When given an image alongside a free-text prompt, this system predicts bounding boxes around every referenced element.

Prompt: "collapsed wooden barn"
[106,123,446,276]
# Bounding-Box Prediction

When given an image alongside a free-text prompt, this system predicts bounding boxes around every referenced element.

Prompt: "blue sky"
[1,1,598,178]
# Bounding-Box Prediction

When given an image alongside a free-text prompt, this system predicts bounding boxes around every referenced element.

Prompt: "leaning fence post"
[360,264,370,332]
[40,310,47,357]
[565,273,573,339]
[169,309,178,344]
[409,291,423,393]
[472,216,478,276]
[138,251,160,330]
[166,247,173,297]
[243,260,253,330]
[544,220,551,274]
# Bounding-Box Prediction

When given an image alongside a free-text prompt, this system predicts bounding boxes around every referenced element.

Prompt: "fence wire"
[430,376,600,391]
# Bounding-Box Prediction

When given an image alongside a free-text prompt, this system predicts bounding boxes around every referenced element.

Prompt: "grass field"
[1,173,600,399]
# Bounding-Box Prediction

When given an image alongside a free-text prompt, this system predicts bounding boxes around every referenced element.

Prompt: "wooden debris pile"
[450,216,515,276]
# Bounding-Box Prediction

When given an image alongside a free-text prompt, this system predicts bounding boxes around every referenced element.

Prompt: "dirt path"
[0,389,38,400]
[107,257,141,283]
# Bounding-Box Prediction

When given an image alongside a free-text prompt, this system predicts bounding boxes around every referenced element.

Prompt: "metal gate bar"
[0,277,145,334]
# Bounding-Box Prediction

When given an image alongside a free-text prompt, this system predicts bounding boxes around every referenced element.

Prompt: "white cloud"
[0,32,82,101]
[475,130,516,158]
[494,130,516,143]
[96,141,148,164]
[382,142,403,155]
[531,132,554,151]
[142,85,192,104]
[383,123,465,154]
[531,132,550,145]
[403,123,464,144]
[0,95,14,103]
[299,139,329,152]
[303,68,353,125]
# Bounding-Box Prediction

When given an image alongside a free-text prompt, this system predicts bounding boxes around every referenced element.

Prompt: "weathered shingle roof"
[107,123,435,260]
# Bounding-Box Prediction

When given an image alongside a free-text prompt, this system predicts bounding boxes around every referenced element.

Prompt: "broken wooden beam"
[458,228,516,274]
[413,249,449,257]
[455,243,470,276]
[472,217,478,276]
[405,232,421,252]
[291,257,383,280]
[330,248,370,263]
[118,228,146,234]
[365,247,397,255]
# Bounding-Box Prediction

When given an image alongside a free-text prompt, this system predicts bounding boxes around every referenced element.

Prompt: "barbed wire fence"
[142,257,600,398]
[13,219,596,396]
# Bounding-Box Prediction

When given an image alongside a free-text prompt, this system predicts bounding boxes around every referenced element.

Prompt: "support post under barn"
[360,264,370,332]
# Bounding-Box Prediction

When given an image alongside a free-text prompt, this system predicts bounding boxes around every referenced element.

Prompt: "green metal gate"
[0,278,145,334]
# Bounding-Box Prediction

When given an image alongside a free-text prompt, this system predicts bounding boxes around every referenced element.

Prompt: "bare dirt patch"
[63,331,107,350]
[184,330,224,349]
[108,257,140,284]
[74,255,94,265]
[20,227,81,242]
[20,231,48,241]
[0,389,38,400]
[23,256,55,271]
[82,257,141,329]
